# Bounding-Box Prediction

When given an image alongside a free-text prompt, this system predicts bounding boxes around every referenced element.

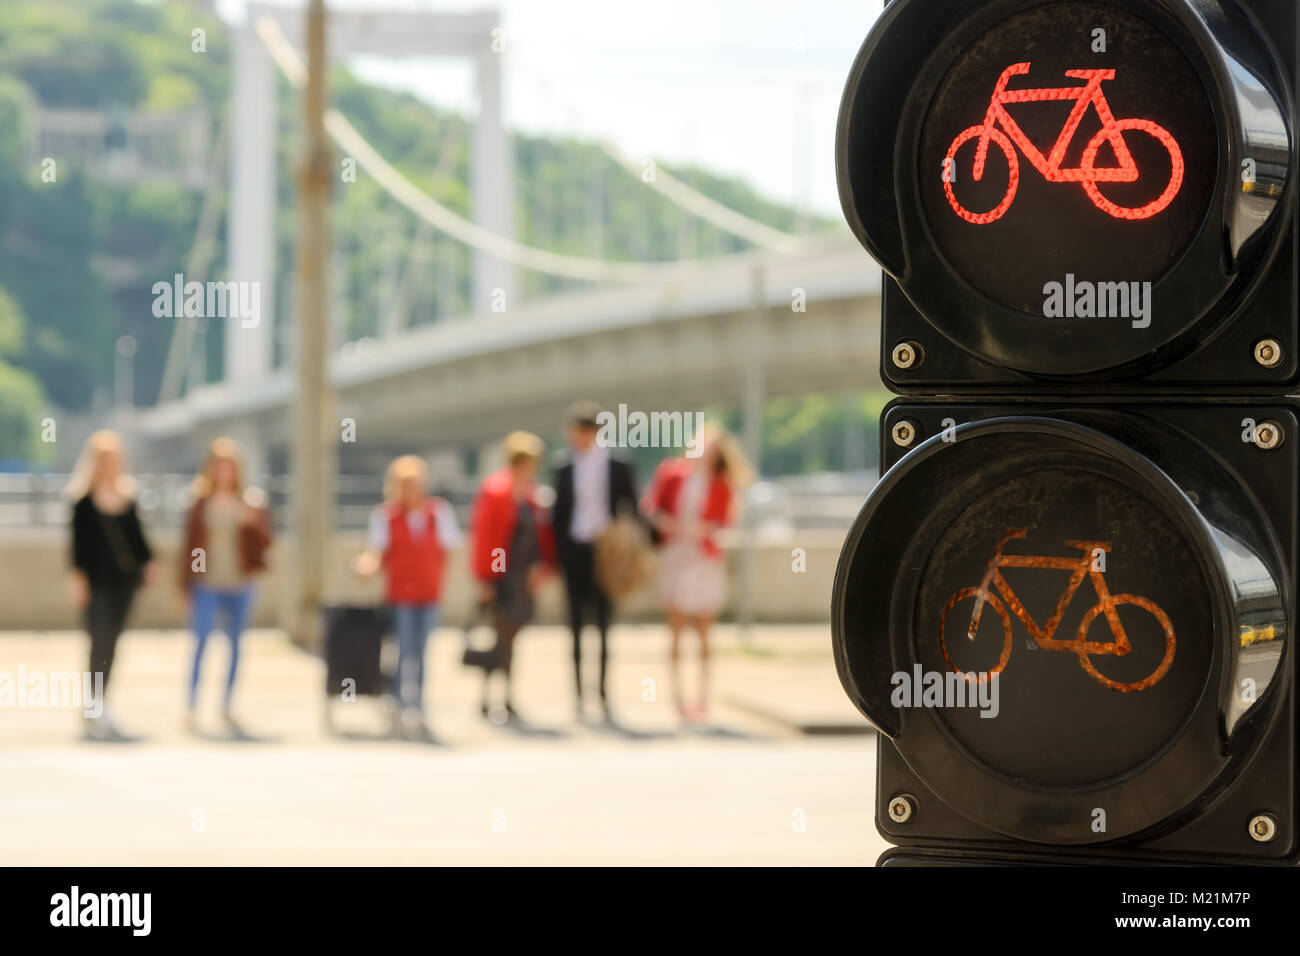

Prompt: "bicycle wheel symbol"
[1076,594,1177,692]
[944,127,1020,225]
[939,586,1013,683]
[1080,120,1185,221]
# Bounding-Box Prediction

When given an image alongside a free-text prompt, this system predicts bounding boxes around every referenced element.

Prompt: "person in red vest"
[470,431,556,722]
[641,424,752,722]
[356,455,461,737]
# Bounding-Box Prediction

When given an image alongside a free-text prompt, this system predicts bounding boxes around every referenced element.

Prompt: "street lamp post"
[289,0,336,648]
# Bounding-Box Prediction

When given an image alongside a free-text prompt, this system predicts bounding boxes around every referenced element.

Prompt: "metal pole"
[114,335,137,410]
[290,0,335,648]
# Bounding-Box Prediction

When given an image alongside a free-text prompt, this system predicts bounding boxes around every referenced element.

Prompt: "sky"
[216,0,884,218]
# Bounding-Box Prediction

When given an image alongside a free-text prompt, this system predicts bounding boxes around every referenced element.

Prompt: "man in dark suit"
[552,401,638,721]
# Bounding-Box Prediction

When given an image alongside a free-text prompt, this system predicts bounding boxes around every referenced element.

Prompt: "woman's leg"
[411,604,436,716]
[486,615,521,717]
[188,587,218,713]
[499,623,521,715]
[667,607,686,717]
[390,605,415,712]
[220,588,254,716]
[694,614,714,718]
[86,589,113,698]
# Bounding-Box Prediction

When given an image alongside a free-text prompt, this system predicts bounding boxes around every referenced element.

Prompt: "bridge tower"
[227,3,515,386]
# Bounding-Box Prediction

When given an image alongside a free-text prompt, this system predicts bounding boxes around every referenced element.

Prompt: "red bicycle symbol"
[944,62,1185,224]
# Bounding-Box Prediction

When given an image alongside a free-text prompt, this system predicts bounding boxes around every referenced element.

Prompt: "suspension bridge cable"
[508,52,810,254]
[156,108,230,405]
[255,14,787,285]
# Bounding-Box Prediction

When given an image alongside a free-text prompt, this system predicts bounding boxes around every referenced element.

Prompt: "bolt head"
[891,420,917,449]
[1254,421,1284,451]
[1254,339,1283,369]
[1248,813,1278,843]
[887,795,915,824]
[891,341,922,371]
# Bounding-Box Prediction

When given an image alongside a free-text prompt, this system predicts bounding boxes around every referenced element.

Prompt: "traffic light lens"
[832,414,1290,845]
[920,2,1216,314]
[915,463,1211,788]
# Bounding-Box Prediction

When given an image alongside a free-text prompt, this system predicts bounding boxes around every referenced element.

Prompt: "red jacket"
[641,458,733,558]
[470,469,555,582]
[382,501,446,604]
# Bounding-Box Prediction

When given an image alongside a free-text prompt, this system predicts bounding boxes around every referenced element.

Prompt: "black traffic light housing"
[832,0,1299,866]
[835,401,1296,863]
[837,0,1295,391]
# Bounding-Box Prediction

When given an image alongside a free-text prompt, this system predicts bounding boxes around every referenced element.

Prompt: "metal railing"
[0,471,876,536]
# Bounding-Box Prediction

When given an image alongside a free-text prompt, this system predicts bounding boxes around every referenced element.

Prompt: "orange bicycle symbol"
[944,62,1185,224]
[940,528,1176,692]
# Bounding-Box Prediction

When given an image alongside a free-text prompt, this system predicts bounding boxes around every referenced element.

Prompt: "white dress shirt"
[570,445,611,543]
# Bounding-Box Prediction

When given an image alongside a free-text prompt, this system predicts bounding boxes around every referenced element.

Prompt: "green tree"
[0,287,48,463]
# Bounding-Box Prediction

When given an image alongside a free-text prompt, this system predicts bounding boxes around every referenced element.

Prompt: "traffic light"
[838,0,1293,390]
[831,0,1298,865]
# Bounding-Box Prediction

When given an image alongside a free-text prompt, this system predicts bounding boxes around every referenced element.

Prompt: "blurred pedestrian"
[354,455,460,738]
[641,424,752,722]
[179,438,272,734]
[470,431,555,722]
[551,401,638,722]
[67,430,156,739]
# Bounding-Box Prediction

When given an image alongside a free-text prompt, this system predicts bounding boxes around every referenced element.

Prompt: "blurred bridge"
[131,3,881,477]
[138,235,880,472]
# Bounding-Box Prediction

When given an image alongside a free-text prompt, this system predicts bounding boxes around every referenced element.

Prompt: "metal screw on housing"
[892,420,919,449]
[1253,421,1284,450]
[1254,338,1283,369]
[892,341,923,370]
[888,794,915,824]
[1248,813,1277,843]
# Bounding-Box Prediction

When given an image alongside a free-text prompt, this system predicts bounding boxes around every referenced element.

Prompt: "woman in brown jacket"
[179,438,272,732]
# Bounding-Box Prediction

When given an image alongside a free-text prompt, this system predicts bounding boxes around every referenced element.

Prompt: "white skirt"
[657,541,727,616]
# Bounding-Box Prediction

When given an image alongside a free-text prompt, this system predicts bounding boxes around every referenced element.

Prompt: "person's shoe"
[222,711,245,739]
[408,716,433,742]
[97,710,123,741]
[480,701,492,721]
[181,712,197,735]
[504,702,521,724]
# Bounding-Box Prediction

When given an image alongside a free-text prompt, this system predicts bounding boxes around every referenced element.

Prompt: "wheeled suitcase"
[322,604,391,731]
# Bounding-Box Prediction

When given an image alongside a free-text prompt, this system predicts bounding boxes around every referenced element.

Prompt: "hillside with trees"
[0,0,881,474]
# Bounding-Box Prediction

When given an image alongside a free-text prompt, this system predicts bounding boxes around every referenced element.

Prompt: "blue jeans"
[189,585,254,713]
[391,603,438,713]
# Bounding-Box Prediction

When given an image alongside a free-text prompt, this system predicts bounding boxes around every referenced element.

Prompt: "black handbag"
[461,602,509,672]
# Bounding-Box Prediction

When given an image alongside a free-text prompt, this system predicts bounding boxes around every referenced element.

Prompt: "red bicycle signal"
[944,62,1186,224]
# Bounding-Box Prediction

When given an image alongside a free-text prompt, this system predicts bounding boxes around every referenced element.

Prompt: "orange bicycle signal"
[940,528,1176,692]
[944,62,1186,224]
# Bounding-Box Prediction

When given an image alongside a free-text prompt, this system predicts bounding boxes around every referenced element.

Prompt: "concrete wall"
[0,531,846,631]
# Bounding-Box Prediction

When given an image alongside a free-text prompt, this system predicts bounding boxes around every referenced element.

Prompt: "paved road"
[0,625,888,865]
